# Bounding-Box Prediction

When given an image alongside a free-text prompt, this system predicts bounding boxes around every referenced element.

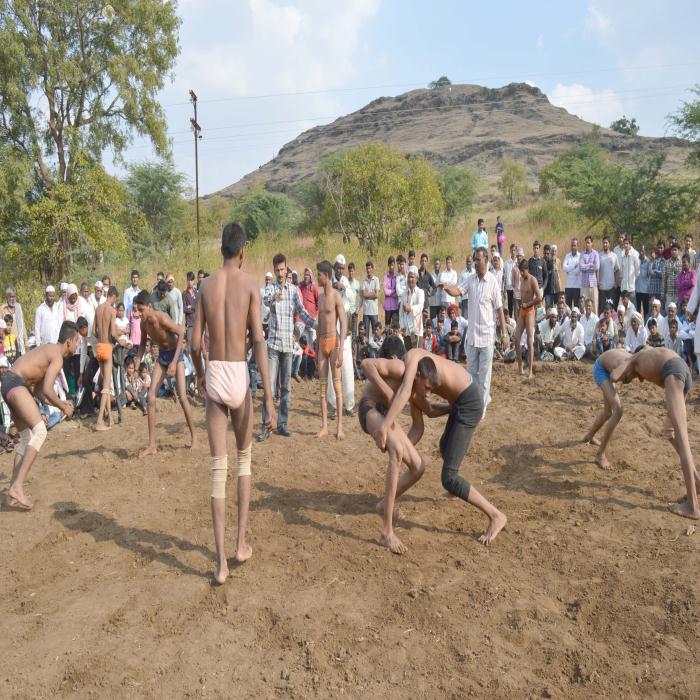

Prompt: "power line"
[161,61,700,107]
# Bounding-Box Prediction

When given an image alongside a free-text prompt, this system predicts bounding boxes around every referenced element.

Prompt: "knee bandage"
[211,455,228,499]
[333,377,343,402]
[28,422,47,452]
[236,444,252,477]
[15,428,31,456]
[320,382,327,399]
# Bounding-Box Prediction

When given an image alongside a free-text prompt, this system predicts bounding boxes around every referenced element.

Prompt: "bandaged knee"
[333,377,343,402]
[236,444,252,477]
[211,455,228,499]
[320,382,327,400]
[15,428,31,456]
[28,422,47,452]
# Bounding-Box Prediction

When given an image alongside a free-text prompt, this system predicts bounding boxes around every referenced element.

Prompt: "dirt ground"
[1,362,699,699]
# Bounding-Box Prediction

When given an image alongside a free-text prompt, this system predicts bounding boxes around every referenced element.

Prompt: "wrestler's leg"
[526,312,535,379]
[230,389,254,563]
[514,316,525,375]
[317,349,329,438]
[206,396,230,583]
[583,384,612,446]
[140,362,164,457]
[96,355,113,430]
[593,382,622,470]
[175,360,197,449]
[331,346,344,440]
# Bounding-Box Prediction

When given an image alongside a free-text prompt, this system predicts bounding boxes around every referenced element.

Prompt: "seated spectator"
[580,298,598,356]
[595,319,614,356]
[422,321,437,353]
[538,308,561,361]
[649,298,668,338]
[676,316,695,368]
[299,335,316,379]
[646,318,665,347]
[556,298,571,328]
[368,322,383,358]
[143,340,156,372]
[435,319,447,357]
[115,302,132,349]
[624,312,648,352]
[618,291,636,330]
[124,358,141,409]
[137,362,151,414]
[431,307,446,330]
[353,322,369,378]
[503,307,516,335]
[446,320,462,361]
[554,307,585,360]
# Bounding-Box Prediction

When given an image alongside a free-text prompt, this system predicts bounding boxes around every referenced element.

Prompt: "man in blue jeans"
[258,252,317,441]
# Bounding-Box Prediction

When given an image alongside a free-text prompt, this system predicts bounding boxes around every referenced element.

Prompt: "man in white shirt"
[649,298,668,338]
[598,236,621,313]
[563,237,582,311]
[89,281,106,312]
[429,258,442,318]
[538,308,561,359]
[395,254,408,303]
[580,298,598,356]
[166,273,184,325]
[554,308,585,360]
[34,285,62,345]
[123,269,141,316]
[438,256,458,308]
[504,243,517,317]
[361,260,380,334]
[399,267,425,349]
[624,312,648,352]
[261,272,274,329]
[441,247,508,417]
[619,237,640,306]
[459,254,474,318]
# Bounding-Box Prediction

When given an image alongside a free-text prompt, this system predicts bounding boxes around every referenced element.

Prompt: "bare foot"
[189,436,198,450]
[214,562,229,585]
[95,423,110,432]
[667,502,700,520]
[595,454,613,470]
[518,367,524,376]
[317,427,328,438]
[140,445,158,457]
[527,371,534,380]
[375,500,402,522]
[583,435,601,446]
[675,490,700,503]
[4,489,32,510]
[234,543,253,563]
[478,511,507,545]
[336,429,345,441]
[380,530,407,555]
[435,490,458,500]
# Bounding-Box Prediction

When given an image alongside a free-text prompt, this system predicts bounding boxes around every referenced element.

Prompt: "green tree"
[429,76,452,89]
[230,185,301,240]
[609,116,640,135]
[439,164,479,225]
[0,1,180,276]
[669,85,700,167]
[126,161,189,255]
[497,159,528,208]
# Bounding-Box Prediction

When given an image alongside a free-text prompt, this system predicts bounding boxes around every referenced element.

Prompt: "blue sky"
[118,0,700,195]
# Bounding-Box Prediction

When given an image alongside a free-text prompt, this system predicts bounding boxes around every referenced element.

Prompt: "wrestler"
[133,290,197,456]
[192,222,277,584]
[582,349,631,470]
[514,259,542,379]
[360,336,450,554]
[1,321,78,509]
[611,347,700,520]
[315,260,346,439]
[377,349,507,545]
[93,285,118,431]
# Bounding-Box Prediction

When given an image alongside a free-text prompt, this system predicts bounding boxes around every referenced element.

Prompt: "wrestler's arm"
[42,352,73,415]
[158,312,184,373]
[108,308,118,342]
[379,351,421,448]
[610,356,637,384]
[249,283,276,429]
[406,402,425,445]
[335,292,346,366]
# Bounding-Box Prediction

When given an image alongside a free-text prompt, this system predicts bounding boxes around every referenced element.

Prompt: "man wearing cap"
[34,286,62,346]
[538,308,562,359]
[1,287,28,355]
[649,298,668,339]
[328,254,356,417]
[89,281,106,312]
[166,272,184,325]
[59,282,68,306]
[441,247,508,416]
[580,297,598,356]
[399,267,425,350]
[124,270,141,317]
[553,307,585,360]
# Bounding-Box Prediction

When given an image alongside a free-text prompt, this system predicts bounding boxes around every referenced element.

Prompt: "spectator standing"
[1,286,28,354]
[528,241,548,297]
[649,242,666,308]
[636,245,651,319]
[395,255,408,302]
[598,237,620,313]
[563,237,582,310]
[442,247,508,417]
[471,218,488,252]
[495,216,505,256]
[459,254,474,318]
[123,270,141,316]
[88,280,105,312]
[438,256,458,309]
[151,279,175,320]
[259,252,317,441]
[504,243,517,316]
[677,254,696,305]
[683,234,696,270]
[579,235,600,311]
[34,286,62,346]
[428,257,442,318]
[399,267,425,349]
[416,253,436,314]
[165,273,183,325]
[662,243,682,308]
[361,261,380,335]
[619,238,640,305]
[383,256,398,325]
[260,271,274,334]
[347,262,361,338]
[182,271,197,347]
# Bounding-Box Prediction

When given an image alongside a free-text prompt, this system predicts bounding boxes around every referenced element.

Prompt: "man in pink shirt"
[383,256,398,326]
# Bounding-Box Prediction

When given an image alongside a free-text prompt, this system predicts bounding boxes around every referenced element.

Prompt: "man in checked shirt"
[258,252,317,442]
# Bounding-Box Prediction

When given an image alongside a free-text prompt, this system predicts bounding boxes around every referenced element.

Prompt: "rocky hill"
[213,82,691,199]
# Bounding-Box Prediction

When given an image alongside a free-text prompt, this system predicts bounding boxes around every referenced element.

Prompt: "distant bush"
[526,194,579,236]
[230,186,301,240]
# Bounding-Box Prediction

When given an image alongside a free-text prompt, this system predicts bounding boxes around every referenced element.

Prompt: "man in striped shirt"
[662,243,682,309]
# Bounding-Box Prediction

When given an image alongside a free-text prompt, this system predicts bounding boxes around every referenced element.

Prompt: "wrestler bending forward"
[193,222,277,584]
[378,349,507,545]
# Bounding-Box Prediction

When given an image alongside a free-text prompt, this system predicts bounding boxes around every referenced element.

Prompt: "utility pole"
[189,90,202,260]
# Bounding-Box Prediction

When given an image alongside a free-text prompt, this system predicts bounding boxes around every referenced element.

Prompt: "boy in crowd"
[446,320,462,361]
